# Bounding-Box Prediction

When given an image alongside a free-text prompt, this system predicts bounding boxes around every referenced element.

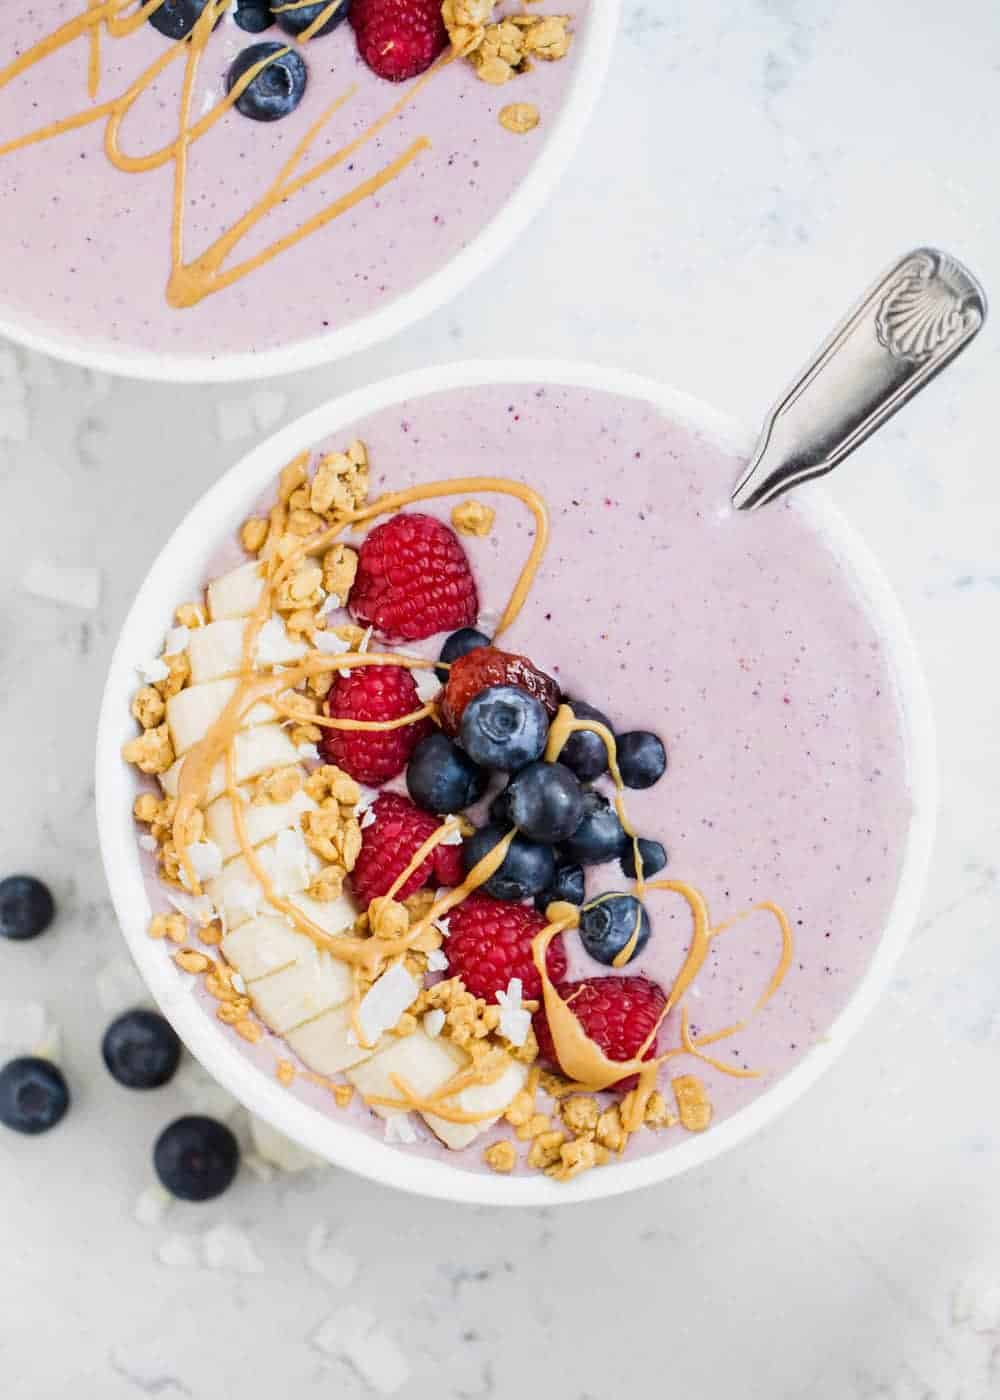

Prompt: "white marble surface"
[1,2,999,1396]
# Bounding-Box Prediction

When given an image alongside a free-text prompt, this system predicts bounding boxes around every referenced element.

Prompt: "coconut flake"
[360,807,377,830]
[261,828,311,896]
[166,889,216,927]
[306,1223,359,1289]
[357,964,420,1046]
[255,616,308,668]
[215,397,254,443]
[252,389,287,432]
[241,1152,275,1183]
[163,625,190,656]
[359,626,373,653]
[432,915,451,939]
[21,559,101,611]
[96,958,149,1015]
[186,840,223,884]
[226,880,262,924]
[136,657,170,684]
[297,742,320,762]
[438,823,464,847]
[175,1058,239,1121]
[138,834,159,854]
[311,1308,410,1394]
[423,1009,445,1039]
[156,1234,201,1271]
[354,786,379,814]
[134,1183,172,1228]
[0,1000,48,1052]
[317,593,342,618]
[312,628,352,656]
[384,1115,418,1146]
[425,949,449,973]
[231,972,246,995]
[202,1223,265,1275]
[496,977,531,1047]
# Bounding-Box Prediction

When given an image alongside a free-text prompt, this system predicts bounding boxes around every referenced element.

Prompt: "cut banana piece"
[221,915,306,981]
[166,679,274,756]
[347,1030,466,1122]
[206,830,321,929]
[248,942,353,1034]
[187,618,249,683]
[287,1003,383,1077]
[207,561,264,621]
[206,784,316,862]
[288,891,359,937]
[160,723,300,802]
[422,1059,528,1151]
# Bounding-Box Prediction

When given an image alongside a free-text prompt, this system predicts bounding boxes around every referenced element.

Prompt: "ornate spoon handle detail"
[731,247,986,510]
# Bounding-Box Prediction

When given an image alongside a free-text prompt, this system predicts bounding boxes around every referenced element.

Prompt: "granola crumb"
[333,1083,354,1109]
[644,1089,677,1130]
[527,1129,566,1171]
[546,1135,598,1182]
[240,517,269,554]
[131,685,166,730]
[504,1088,535,1127]
[234,1018,263,1044]
[305,764,360,807]
[133,792,161,825]
[403,888,437,923]
[483,1139,518,1174]
[154,651,190,699]
[279,457,309,503]
[451,499,496,536]
[559,1094,599,1135]
[673,1074,713,1132]
[216,999,252,1025]
[174,602,205,629]
[321,543,359,599]
[122,724,174,775]
[306,867,347,903]
[276,1059,297,1087]
[173,949,211,975]
[311,452,369,518]
[149,912,186,944]
[499,101,540,134]
[515,1112,551,1141]
[595,1104,627,1153]
[198,922,223,947]
[539,1069,574,1099]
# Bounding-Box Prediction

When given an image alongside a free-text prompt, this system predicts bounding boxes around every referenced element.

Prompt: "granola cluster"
[442,3,572,97]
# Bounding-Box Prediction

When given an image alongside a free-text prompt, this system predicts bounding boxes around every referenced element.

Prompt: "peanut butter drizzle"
[365,1060,514,1125]
[0,0,443,309]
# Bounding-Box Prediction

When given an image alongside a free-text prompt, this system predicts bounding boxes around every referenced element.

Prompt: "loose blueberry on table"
[0,1057,70,1135]
[0,875,55,941]
[154,1116,240,1202]
[102,1009,182,1090]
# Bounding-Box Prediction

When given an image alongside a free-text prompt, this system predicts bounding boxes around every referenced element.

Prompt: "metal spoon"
[731,247,986,510]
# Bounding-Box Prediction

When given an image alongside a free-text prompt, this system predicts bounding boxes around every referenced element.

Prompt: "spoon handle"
[731,247,986,510]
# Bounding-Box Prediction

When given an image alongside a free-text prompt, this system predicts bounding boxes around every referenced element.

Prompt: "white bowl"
[0,9,619,384]
[96,361,936,1205]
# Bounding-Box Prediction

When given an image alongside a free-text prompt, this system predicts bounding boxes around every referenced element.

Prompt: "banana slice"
[248,941,353,1034]
[207,560,264,621]
[187,618,249,683]
[287,1003,384,1077]
[347,1030,466,1123]
[205,784,316,862]
[422,1059,528,1151]
[288,891,359,938]
[160,724,300,802]
[206,830,321,928]
[221,915,306,980]
[166,679,274,756]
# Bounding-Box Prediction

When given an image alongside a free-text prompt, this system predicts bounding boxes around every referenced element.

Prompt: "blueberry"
[559,698,613,781]
[505,761,583,844]
[534,863,585,914]
[435,627,490,683]
[460,685,549,772]
[620,837,668,881]
[235,0,274,32]
[0,875,55,941]
[463,823,555,902]
[0,1057,69,1135]
[275,0,351,37]
[102,1009,182,1090]
[616,731,667,789]
[406,732,486,815]
[148,0,215,40]
[154,1115,239,1202]
[227,42,307,122]
[560,789,627,866]
[579,893,651,966]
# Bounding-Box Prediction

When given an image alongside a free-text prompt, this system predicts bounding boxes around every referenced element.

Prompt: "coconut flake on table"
[423,1009,446,1039]
[0,1000,49,1054]
[156,1234,202,1272]
[175,1058,240,1122]
[21,559,101,610]
[96,958,150,1016]
[249,1114,326,1173]
[202,1223,265,1275]
[251,389,287,433]
[134,1182,172,1228]
[357,964,420,1046]
[311,1307,411,1395]
[496,978,531,1047]
[306,1223,359,1289]
[215,397,254,443]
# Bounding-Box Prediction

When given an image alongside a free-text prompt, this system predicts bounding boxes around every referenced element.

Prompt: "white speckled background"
[1,2,999,1396]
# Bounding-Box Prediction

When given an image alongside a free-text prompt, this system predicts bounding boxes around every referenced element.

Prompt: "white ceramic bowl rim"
[0,5,620,384]
[96,360,937,1206]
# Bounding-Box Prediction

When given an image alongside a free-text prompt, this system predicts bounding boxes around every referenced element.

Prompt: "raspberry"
[533,976,667,1091]
[351,0,448,82]
[445,893,567,1002]
[351,792,441,907]
[320,665,432,785]
[439,646,560,736]
[348,513,478,642]
[431,839,465,888]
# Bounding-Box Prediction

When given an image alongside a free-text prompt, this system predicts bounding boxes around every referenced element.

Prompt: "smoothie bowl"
[0,2,614,381]
[96,362,935,1204]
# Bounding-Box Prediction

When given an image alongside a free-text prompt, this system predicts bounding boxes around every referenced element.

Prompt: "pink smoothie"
[1,4,590,358]
[136,381,911,1173]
